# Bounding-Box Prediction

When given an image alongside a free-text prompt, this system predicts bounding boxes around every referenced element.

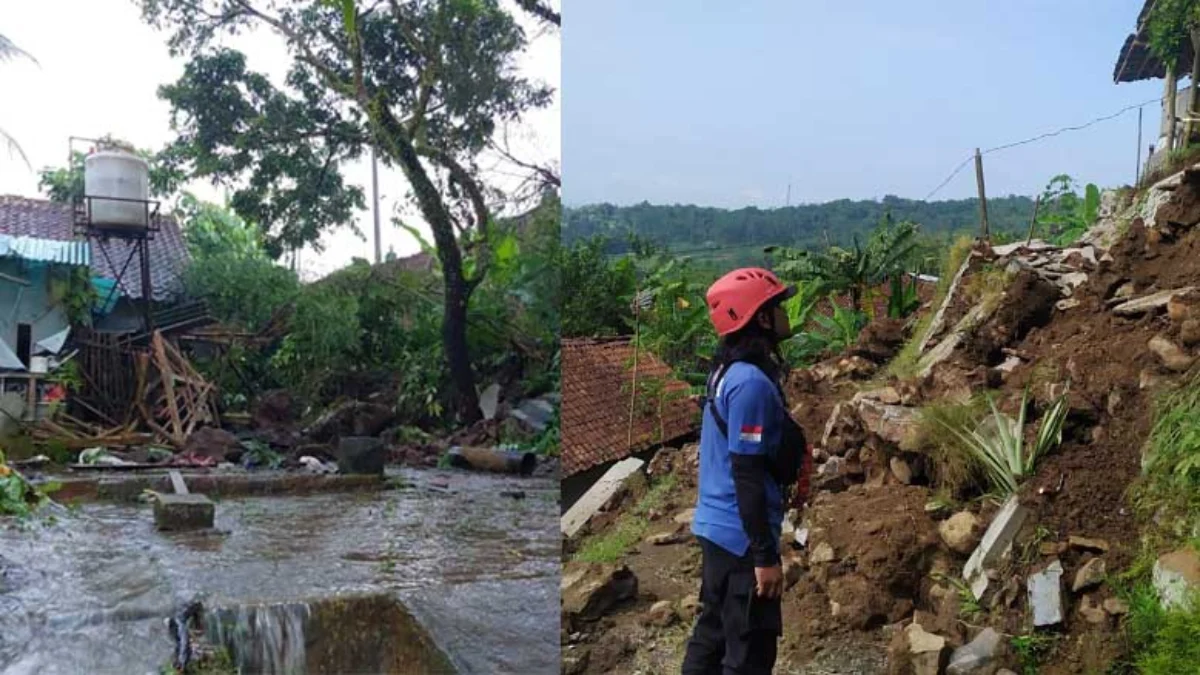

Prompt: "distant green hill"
[563,195,1037,260]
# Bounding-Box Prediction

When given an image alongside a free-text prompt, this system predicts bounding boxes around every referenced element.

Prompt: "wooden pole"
[974,148,990,241]
[1137,106,1144,185]
[1025,195,1042,247]
[1187,30,1200,148]
[1167,61,1179,154]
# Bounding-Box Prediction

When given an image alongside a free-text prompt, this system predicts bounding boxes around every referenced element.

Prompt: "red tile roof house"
[561,337,700,510]
[0,195,191,419]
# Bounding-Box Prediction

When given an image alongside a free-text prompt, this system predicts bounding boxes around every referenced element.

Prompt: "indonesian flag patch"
[739,425,763,443]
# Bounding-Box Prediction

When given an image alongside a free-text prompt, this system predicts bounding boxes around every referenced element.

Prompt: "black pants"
[681,537,782,675]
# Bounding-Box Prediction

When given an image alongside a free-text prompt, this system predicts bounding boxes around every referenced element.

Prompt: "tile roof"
[562,337,699,477]
[0,195,189,301]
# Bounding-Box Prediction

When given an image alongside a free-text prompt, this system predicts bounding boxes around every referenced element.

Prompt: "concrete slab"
[1028,559,1064,627]
[560,457,645,537]
[964,495,1029,600]
[153,493,215,531]
[1154,548,1200,610]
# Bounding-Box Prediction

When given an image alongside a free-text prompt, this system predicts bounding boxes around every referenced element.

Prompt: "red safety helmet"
[706,267,796,336]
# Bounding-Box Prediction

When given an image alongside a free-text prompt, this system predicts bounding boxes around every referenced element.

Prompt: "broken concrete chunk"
[1112,287,1198,316]
[561,564,639,621]
[1154,548,1200,610]
[964,495,1029,600]
[561,457,646,537]
[853,386,902,405]
[647,600,677,627]
[673,508,696,525]
[1028,559,1064,627]
[1059,272,1089,291]
[946,627,1002,675]
[1055,298,1081,311]
[336,437,386,476]
[996,355,1023,373]
[1072,558,1106,593]
[1149,335,1196,372]
[154,493,215,532]
[890,456,913,485]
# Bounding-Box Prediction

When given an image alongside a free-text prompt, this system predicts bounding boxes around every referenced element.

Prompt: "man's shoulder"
[724,362,776,391]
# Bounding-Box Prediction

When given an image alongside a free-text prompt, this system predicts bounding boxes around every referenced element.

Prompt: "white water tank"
[84,149,150,229]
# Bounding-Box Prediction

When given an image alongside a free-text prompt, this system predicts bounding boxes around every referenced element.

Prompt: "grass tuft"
[574,474,678,564]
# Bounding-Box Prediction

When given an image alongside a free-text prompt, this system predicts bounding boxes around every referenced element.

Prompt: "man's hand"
[754,564,783,599]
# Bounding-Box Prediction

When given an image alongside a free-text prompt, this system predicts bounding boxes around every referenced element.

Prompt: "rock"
[1184,320,1200,348]
[905,623,948,675]
[562,565,639,621]
[252,389,298,429]
[336,437,386,476]
[673,508,696,525]
[647,600,677,627]
[1113,287,1198,316]
[1167,290,1200,323]
[561,650,588,675]
[1154,548,1200,610]
[1072,558,1106,593]
[153,493,215,531]
[995,355,1023,374]
[810,542,836,564]
[1068,536,1110,554]
[939,511,981,555]
[1149,334,1196,372]
[1104,597,1130,615]
[856,399,920,447]
[997,671,1018,675]
[305,401,396,442]
[946,627,1002,675]
[1028,559,1065,627]
[1059,272,1089,292]
[964,495,1029,600]
[1078,594,1108,624]
[890,457,913,485]
[794,527,809,548]
[182,427,243,462]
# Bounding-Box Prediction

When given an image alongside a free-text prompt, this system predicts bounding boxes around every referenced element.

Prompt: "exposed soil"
[565,174,1200,674]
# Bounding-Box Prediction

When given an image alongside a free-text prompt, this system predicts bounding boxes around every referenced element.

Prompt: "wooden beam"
[1167,60,1179,152]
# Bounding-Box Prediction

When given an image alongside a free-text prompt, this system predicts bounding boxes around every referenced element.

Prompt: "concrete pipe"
[446,446,537,476]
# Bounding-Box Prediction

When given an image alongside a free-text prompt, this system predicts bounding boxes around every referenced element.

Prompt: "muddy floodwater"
[0,468,559,674]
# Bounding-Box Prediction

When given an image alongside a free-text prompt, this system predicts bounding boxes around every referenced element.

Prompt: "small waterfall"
[205,601,312,675]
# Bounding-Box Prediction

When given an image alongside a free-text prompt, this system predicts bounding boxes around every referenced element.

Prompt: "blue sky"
[563,0,1166,208]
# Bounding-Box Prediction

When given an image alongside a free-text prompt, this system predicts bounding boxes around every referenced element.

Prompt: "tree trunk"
[372,114,482,424]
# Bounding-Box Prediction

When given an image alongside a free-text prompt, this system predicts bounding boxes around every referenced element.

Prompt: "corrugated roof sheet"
[562,338,699,477]
[0,233,90,266]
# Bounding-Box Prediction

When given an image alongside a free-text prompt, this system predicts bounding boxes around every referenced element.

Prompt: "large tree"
[137,0,554,423]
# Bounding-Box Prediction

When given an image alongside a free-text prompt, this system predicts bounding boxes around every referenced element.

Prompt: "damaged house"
[0,195,191,422]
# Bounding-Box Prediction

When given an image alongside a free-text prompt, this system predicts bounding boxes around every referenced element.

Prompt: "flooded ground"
[0,468,559,674]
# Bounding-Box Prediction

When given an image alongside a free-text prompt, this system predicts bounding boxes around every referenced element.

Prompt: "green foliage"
[888,236,975,378]
[933,388,1069,497]
[632,256,716,384]
[563,196,1037,257]
[47,266,97,326]
[1146,0,1200,70]
[0,450,54,517]
[270,284,363,401]
[782,298,866,366]
[1134,375,1200,532]
[1036,174,1100,246]
[769,215,918,314]
[562,237,638,338]
[1011,633,1058,675]
[912,396,989,496]
[574,475,677,564]
[180,197,300,332]
[239,439,283,469]
[887,274,920,319]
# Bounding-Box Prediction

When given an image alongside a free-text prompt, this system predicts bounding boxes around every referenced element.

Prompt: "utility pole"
[785,176,791,207]
[1137,106,1143,185]
[974,148,990,241]
[372,147,382,264]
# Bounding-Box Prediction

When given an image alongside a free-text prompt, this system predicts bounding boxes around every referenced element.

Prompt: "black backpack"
[702,361,809,499]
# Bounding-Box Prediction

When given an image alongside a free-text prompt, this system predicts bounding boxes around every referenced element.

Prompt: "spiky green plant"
[934,388,1069,496]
